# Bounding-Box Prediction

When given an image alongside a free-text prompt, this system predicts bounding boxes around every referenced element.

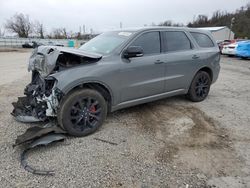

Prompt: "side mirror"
[123,46,143,58]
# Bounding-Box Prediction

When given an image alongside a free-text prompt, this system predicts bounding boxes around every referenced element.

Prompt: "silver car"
[12,27,220,136]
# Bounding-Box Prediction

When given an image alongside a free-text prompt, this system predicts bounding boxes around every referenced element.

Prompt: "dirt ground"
[0,50,250,188]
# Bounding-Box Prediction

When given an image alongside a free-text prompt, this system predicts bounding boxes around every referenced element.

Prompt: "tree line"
[0,13,93,39]
[187,4,250,38]
[160,4,250,39]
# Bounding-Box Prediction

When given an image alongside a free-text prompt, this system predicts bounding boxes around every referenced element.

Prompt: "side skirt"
[111,89,186,112]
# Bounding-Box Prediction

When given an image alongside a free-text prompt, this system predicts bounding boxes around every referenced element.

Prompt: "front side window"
[130,31,160,55]
[164,31,192,52]
[191,32,214,48]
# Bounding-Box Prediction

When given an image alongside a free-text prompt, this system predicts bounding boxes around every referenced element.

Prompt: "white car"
[221,43,238,56]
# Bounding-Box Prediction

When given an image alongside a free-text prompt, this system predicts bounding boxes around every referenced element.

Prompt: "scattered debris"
[94,137,118,145]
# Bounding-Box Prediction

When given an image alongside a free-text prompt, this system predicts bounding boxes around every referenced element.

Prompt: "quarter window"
[130,32,160,55]
[164,31,192,52]
[191,32,214,48]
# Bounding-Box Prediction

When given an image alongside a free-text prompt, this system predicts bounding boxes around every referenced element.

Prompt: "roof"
[112,26,186,32]
[112,26,211,35]
[196,26,228,32]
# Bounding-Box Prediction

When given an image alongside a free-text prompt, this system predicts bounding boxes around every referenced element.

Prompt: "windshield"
[79,31,134,55]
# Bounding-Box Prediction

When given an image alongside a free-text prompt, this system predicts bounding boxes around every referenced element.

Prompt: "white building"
[197,26,234,41]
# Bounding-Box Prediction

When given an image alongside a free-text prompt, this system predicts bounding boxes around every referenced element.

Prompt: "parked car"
[236,40,250,59]
[22,41,44,48]
[220,39,246,55]
[12,27,220,136]
[221,42,238,56]
[217,40,231,53]
[47,41,64,47]
[217,40,229,51]
[22,41,36,48]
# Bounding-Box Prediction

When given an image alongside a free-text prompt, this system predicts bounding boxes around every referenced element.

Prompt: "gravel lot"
[0,50,250,188]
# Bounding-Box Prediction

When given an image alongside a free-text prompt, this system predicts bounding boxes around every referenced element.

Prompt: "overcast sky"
[0,0,249,34]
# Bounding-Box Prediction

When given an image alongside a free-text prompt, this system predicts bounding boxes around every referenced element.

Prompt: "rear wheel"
[187,71,211,102]
[58,89,107,137]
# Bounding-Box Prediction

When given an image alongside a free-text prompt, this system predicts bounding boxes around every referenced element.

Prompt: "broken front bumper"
[11,71,62,123]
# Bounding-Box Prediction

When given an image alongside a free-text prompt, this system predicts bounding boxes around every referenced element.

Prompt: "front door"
[119,31,165,102]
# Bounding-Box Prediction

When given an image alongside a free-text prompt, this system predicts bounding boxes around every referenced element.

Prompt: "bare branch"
[5,13,33,38]
[52,28,68,39]
[34,21,45,38]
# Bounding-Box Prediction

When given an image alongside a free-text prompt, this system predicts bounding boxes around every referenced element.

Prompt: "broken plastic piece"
[29,134,66,148]
[20,133,66,176]
[11,96,46,123]
[15,123,66,146]
[21,149,55,176]
[14,115,41,123]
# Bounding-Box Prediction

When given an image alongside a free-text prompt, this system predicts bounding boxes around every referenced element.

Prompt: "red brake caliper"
[89,106,96,120]
[89,106,96,113]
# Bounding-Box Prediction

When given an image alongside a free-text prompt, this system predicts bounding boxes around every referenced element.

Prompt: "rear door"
[161,30,204,92]
[119,31,165,102]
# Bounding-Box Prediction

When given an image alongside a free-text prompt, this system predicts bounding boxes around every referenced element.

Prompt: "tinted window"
[130,32,160,55]
[164,31,192,52]
[191,32,214,48]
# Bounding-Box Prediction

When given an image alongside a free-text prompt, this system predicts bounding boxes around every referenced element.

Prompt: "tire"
[187,71,211,102]
[58,89,107,137]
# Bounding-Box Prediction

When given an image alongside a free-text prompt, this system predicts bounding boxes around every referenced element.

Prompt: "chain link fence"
[0,37,87,48]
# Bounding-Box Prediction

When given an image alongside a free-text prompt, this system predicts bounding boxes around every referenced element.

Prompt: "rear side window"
[130,31,160,55]
[164,31,192,52]
[191,32,214,48]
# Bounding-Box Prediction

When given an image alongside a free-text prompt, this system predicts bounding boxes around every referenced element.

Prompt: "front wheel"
[58,89,107,137]
[187,71,211,102]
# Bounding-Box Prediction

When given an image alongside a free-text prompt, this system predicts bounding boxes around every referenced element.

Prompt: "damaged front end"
[12,46,102,123]
[12,46,102,175]
[11,71,61,122]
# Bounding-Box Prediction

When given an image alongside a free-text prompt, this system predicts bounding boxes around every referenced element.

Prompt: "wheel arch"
[196,66,213,81]
[62,81,113,112]
[187,66,213,92]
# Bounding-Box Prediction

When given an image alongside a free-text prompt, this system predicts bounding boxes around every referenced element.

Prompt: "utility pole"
[83,25,85,34]
[229,17,235,40]
[120,22,122,29]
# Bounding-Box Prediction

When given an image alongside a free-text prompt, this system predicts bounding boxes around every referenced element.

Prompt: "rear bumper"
[222,49,236,55]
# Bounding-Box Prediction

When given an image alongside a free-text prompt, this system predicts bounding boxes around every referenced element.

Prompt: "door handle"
[154,60,164,64]
[192,55,200,59]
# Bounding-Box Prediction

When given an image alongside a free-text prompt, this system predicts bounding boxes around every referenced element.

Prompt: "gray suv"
[12,27,220,136]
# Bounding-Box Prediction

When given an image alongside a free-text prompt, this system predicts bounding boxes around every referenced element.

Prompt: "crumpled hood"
[28,46,102,77]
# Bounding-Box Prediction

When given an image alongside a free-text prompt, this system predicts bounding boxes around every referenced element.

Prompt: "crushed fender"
[21,134,66,176]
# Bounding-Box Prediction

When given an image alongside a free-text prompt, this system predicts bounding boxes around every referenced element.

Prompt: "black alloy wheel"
[58,89,107,136]
[187,71,211,102]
